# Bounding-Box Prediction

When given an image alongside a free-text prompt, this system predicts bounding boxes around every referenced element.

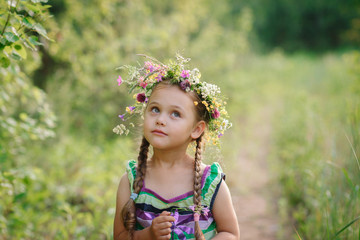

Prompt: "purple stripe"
[136,208,215,233]
[137,210,213,223]
[141,165,211,203]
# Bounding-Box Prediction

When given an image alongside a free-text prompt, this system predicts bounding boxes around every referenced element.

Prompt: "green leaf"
[10,52,21,61]
[4,32,19,43]
[33,23,49,39]
[22,17,33,28]
[333,216,360,239]
[0,37,7,45]
[23,38,36,50]
[42,4,51,9]
[0,56,10,68]
[14,44,21,50]
[23,2,41,14]
[13,43,27,59]
[28,36,43,46]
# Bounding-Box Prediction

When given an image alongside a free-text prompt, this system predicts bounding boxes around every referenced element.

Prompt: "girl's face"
[143,84,204,150]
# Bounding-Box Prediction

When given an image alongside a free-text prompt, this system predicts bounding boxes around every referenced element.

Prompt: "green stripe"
[126,160,137,192]
[128,160,137,177]
[129,161,224,206]
[137,191,194,209]
[202,163,222,206]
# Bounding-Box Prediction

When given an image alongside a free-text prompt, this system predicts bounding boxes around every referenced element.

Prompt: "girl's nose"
[156,115,166,126]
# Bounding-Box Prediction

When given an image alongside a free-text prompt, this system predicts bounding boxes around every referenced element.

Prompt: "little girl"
[113,55,239,240]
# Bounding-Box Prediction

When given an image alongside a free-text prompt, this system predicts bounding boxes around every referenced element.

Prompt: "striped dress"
[126,160,225,240]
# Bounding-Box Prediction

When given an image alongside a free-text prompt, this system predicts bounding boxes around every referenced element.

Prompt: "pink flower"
[139,81,148,88]
[180,70,190,79]
[144,61,155,72]
[136,93,146,103]
[211,109,220,119]
[117,75,123,86]
[202,207,210,217]
[138,77,148,88]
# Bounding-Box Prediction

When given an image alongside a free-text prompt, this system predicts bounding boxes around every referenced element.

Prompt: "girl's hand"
[150,211,175,240]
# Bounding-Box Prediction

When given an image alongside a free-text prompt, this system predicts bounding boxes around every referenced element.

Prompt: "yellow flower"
[194,101,198,106]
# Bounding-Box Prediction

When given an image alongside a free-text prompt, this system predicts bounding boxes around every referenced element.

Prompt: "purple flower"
[155,73,163,82]
[218,133,223,138]
[117,75,123,86]
[118,114,125,121]
[180,70,190,79]
[179,80,191,91]
[126,106,136,113]
[136,93,146,103]
[211,109,220,119]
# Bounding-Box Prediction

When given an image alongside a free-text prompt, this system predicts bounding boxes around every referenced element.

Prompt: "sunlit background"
[1,0,359,239]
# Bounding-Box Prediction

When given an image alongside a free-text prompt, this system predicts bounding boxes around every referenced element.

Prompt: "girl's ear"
[191,120,206,139]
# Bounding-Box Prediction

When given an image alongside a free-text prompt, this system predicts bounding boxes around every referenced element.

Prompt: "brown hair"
[121,136,149,239]
[121,81,209,239]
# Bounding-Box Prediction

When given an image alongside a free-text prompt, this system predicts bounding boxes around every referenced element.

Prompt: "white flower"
[113,124,127,135]
[199,82,220,99]
[189,68,201,84]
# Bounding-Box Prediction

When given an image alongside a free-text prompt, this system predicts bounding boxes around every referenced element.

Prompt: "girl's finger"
[159,234,171,240]
[160,211,170,216]
[156,221,173,230]
[157,216,175,223]
[157,227,172,236]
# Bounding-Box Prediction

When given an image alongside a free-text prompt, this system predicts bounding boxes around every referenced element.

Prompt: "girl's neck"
[150,147,193,169]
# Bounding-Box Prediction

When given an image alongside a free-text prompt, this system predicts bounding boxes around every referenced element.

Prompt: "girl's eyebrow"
[148,101,184,111]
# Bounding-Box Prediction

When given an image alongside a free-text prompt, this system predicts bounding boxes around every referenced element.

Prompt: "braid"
[194,136,206,240]
[121,136,149,239]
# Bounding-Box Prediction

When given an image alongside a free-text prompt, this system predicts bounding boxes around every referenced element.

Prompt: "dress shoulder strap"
[125,160,137,193]
[202,162,226,210]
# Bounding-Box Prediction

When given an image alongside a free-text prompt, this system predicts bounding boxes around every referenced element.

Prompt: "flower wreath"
[113,54,232,145]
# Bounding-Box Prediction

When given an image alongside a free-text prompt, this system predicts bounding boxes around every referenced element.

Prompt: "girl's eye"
[151,107,160,113]
[171,111,180,118]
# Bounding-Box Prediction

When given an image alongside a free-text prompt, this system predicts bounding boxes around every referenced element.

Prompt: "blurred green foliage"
[238,0,360,51]
[0,0,252,238]
[1,0,359,239]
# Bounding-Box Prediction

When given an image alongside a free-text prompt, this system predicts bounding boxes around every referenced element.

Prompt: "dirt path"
[226,106,280,240]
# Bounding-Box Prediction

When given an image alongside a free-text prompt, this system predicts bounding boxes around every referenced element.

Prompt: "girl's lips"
[151,129,167,136]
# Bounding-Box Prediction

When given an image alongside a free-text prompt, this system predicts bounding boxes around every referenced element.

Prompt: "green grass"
[226,51,360,240]
[218,50,359,239]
